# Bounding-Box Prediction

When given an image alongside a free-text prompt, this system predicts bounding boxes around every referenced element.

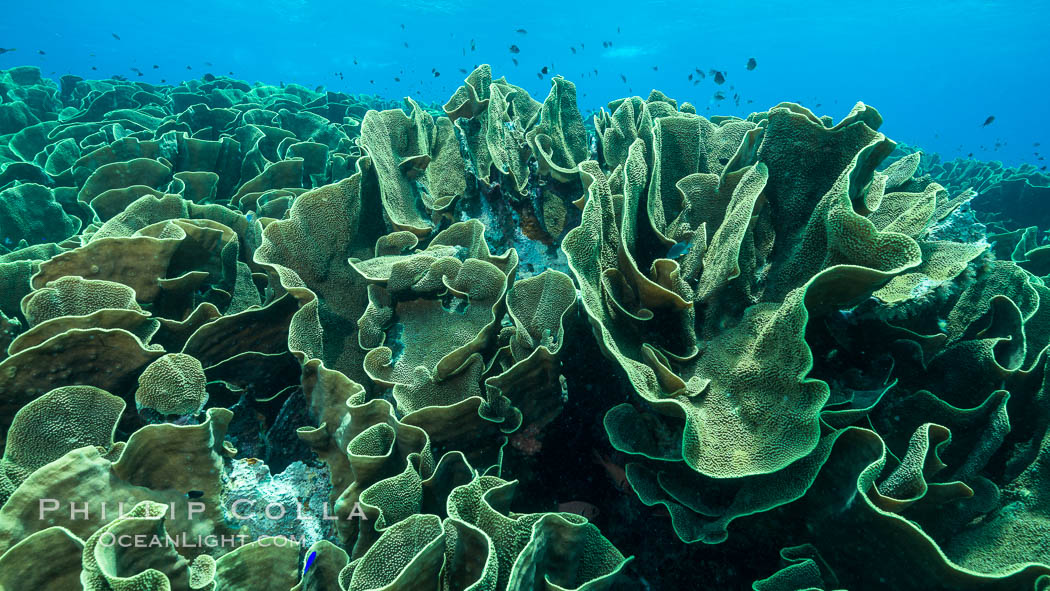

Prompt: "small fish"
[713,70,726,85]
[433,70,440,77]
[592,450,633,495]
[353,57,358,65]
[967,152,974,157]
[37,50,45,55]
[470,39,476,51]
[91,66,97,70]
[0,48,16,54]
[152,64,159,69]
[982,115,995,127]
[1035,142,1041,147]
[557,501,600,520]
[688,73,693,81]
[570,47,576,54]
[693,79,700,86]
[394,76,400,82]
[186,490,204,499]
[458,68,467,74]
[186,65,192,70]
[304,550,317,573]
[204,61,212,66]
[620,73,626,83]
[746,57,757,70]
[536,72,542,79]
[516,28,527,34]
[540,66,548,74]
[509,44,520,54]
[713,91,726,101]
[400,23,405,29]
[403,41,408,48]
[511,58,518,66]
[111,33,121,40]
[666,241,691,259]
[652,65,658,71]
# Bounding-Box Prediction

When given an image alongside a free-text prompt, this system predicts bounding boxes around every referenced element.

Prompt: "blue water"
[5,0,1048,167]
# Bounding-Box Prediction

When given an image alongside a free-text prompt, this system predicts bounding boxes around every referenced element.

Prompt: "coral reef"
[0,62,1049,590]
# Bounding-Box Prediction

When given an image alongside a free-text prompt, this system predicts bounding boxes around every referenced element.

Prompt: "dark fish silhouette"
[433,70,440,77]
[470,39,476,51]
[713,91,726,101]
[652,66,658,71]
[1035,142,1041,146]
[186,65,192,70]
[571,47,576,54]
[458,68,467,74]
[37,50,45,55]
[537,73,543,79]
[400,23,405,29]
[746,57,757,70]
[620,74,627,83]
[111,33,120,40]
[403,42,408,48]
[512,58,518,66]
[968,152,974,157]
[713,71,726,85]
[509,45,520,53]
[695,68,705,79]
[152,64,159,69]
[0,48,16,54]
[693,79,700,85]
[91,66,97,70]
[982,116,995,127]
[394,77,400,82]
[688,73,693,81]
[516,28,527,34]
[204,61,212,66]
[541,66,548,74]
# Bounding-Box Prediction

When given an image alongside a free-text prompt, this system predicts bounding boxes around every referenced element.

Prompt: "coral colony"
[0,63,1048,589]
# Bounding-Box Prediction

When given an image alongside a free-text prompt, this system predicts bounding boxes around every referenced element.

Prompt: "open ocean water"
[0,1,1049,590]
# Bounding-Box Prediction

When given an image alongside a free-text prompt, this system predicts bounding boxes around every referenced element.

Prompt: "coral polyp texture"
[0,63,1049,590]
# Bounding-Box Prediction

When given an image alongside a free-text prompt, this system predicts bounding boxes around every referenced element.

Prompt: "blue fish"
[246,211,255,223]
[304,550,317,574]
[666,241,692,260]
